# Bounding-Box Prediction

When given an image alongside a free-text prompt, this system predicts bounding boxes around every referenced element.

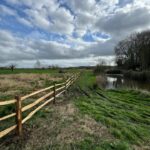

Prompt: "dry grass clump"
[16,74,61,82]
[0,74,62,100]
[96,75,107,88]
[0,74,61,83]
[0,78,31,90]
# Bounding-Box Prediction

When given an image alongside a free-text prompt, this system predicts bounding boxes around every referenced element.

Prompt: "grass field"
[0,69,150,150]
[0,68,80,74]
[0,68,79,100]
[0,68,59,74]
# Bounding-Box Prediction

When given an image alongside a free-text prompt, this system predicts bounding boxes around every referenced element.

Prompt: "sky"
[0,0,150,68]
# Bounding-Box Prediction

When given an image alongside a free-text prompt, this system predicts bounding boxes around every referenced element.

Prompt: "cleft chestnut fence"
[0,73,79,139]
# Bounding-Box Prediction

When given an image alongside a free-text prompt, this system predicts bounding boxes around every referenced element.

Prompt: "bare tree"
[10,64,16,72]
[93,59,106,74]
[34,60,41,68]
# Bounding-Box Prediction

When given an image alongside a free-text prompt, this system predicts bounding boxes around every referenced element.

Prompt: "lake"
[106,74,150,91]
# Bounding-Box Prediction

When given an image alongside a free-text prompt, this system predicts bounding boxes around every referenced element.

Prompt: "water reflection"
[106,74,150,91]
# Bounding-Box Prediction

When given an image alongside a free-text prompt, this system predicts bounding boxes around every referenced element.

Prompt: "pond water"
[106,74,150,91]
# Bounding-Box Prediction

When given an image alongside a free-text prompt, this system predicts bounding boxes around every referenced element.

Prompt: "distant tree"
[116,58,123,67]
[48,65,59,69]
[10,64,16,72]
[93,59,106,74]
[98,59,106,66]
[34,60,41,68]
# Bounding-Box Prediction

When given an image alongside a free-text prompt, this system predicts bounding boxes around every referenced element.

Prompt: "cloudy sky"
[0,0,150,67]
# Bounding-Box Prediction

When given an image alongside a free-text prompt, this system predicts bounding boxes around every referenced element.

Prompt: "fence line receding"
[0,73,79,139]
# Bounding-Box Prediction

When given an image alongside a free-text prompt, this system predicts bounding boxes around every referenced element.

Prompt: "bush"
[106,69,122,74]
[58,69,65,73]
[93,65,105,74]
[93,83,98,89]
[96,75,107,88]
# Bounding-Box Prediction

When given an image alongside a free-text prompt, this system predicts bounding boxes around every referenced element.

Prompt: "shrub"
[106,69,122,74]
[92,83,98,89]
[58,69,65,73]
[96,75,107,88]
[93,65,105,74]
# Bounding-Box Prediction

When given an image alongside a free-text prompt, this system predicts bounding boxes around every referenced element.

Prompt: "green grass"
[74,71,150,149]
[74,138,131,150]
[0,69,150,149]
[77,70,97,89]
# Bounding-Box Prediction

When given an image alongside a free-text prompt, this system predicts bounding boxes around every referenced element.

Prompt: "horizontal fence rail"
[0,73,79,139]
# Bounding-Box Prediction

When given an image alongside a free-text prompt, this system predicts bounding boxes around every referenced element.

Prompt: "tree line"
[115,30,150,70]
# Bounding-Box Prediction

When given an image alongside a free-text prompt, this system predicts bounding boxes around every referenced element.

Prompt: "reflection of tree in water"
[113,77,123,88]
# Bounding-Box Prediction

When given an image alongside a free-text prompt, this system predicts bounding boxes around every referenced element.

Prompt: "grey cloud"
[96,8,150,37]
[0,29,115,64]
[118,0,133,7]
[0,30,80,62]
[85,39,116,56]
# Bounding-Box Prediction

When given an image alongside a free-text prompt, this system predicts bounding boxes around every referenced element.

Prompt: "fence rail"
[0,73,79,139]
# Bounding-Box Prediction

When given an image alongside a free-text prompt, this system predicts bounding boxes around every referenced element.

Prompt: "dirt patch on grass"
[57,114,112,145]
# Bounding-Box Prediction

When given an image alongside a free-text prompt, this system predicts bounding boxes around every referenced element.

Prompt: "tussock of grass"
[74,139,131,150]
[95,74,107,89]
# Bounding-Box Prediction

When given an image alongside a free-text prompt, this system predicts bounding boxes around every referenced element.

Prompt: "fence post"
[53,83,56,104]
[15,95,22,136]
[65,80,67,95]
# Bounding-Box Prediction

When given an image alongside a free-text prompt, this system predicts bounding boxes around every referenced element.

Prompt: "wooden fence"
[0,73,79,139]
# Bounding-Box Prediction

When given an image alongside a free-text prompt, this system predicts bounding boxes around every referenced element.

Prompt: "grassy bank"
[73,71,150,149]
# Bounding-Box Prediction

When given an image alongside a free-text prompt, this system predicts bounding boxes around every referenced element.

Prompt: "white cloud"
[25,9,51,29]
[0,4,17,16]
[6,0,75,34]
[0,4,33,27]
[17,17,32,27]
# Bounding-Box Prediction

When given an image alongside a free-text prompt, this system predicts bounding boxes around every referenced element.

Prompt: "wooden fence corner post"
[15,95,22,136]
[53,83,56,104]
